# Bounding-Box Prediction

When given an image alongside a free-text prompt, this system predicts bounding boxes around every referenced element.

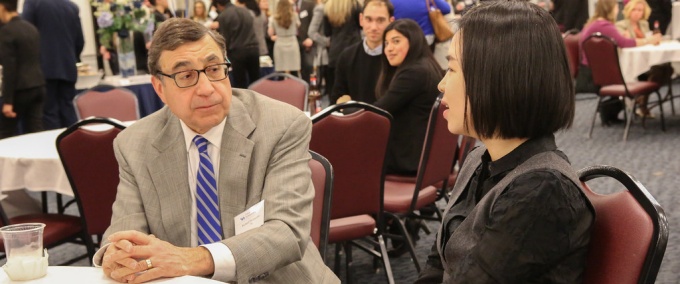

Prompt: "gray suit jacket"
[104,89,338,283]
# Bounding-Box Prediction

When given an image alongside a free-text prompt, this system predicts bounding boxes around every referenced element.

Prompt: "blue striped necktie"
[193,135,222,245]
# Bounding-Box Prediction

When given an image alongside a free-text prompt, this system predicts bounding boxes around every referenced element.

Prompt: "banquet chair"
[0,197,87,265]
[382,95,458,272]
[562,29,580,80]
[578,165,668,284]
[56,117,127,262]
[309,150,334,263]
[310,101,394,284]
[582,33,666,141]
[73,85,140,121]
[248,72,308,111]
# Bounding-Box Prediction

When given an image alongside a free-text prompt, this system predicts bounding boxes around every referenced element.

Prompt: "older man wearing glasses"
[94,18,338,284]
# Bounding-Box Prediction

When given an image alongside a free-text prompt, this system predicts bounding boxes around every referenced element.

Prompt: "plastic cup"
[1,223,49,280]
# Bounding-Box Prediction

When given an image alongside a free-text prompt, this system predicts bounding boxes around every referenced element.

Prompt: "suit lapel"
[149,109,192,247]
[217,94,256,238]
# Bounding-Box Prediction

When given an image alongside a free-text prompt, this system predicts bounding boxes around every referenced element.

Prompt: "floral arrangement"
[92,0,153,52]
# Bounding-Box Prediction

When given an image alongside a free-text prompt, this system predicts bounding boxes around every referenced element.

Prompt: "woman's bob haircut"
[457,1,574,139]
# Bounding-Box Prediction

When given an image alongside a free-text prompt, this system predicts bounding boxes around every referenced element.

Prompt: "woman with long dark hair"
[374,19,443,175]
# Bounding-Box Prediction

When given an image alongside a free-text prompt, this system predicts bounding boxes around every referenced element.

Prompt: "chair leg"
[389,216,421,272]
[333,243,342,275]
[344,242,353,284]
[656,91,666,131]
[588,97,603,138]
[623,97,635,142]
[82,232,96,264]
[377,234,395,284]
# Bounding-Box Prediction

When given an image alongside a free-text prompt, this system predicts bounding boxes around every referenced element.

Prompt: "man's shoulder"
[338,42,362,61]
[232,88,307,125]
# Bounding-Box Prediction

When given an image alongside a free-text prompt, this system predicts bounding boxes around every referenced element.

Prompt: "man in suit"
[95,18,338,284]
[214,0,260,88]
[295,0,315,83]
[0,0,45,138]
[647,0,672,34]
[22,0,84,130]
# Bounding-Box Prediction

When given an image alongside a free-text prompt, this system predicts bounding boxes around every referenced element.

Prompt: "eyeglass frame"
[156,60,232,88]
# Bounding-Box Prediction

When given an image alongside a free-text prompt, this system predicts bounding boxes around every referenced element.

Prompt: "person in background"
[269,0,301,74]
[616,0,674,118]
[22,0,84,130]
[94,18,338,284]
[236,0,269,57]
[647,0,671,35]
[192,0,212,26]
[215,0,261,88]
[0,0,45,138]
[552,0,588,32]
[332,0,394,105]
[416,1,594,282]
[530,0,553,11]
[307,0,330,97]
[323,0,362,98]
[391,0,451,46]
[374,19,442,176]
[576,0,661,121]
[293,0,316,83]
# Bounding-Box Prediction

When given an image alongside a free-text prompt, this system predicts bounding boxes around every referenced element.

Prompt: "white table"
[0,266,221,283]
[0,122,134,197]
[618,40,680,83]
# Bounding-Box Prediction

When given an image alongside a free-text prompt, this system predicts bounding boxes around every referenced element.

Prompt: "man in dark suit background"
[0,0,45,138]
[647,0,672,34]
[22,0,84,130]
[294,0,315,83]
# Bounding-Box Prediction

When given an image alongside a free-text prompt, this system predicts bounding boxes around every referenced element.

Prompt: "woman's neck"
[480,137,529,161]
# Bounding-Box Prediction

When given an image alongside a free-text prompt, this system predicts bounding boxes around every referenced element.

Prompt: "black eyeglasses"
[157,62,232,88]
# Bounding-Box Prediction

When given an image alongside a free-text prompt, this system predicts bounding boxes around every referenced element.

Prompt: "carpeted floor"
[4,84,680,283]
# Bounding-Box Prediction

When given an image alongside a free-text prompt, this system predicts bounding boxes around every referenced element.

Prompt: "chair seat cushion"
[7,214,83,249]
[328,215,376,243]
[385,174,417,183]
[600,81,659,97]
[383,181,439,213]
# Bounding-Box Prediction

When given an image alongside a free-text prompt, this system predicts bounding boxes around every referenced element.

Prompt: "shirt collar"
[180,118,227,152]
[486,134,559,178]
[363,39,383,56]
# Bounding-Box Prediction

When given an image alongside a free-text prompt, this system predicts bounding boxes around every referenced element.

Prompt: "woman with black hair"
[374,19,443,176]
[416,1,594,283]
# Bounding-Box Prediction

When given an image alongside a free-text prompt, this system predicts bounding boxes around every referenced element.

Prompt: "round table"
[0,266,222,283]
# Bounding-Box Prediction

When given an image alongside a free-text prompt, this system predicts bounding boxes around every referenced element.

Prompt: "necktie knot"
[193,135,209,153]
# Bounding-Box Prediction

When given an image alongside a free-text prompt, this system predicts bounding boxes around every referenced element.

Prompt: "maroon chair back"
[578,166,668,284]
[409,95,459,210]
[563,30,580,79]
[582,33,626,87]
[74,86,140,121]
[310,102,392,220]
[248,72,308,111]
[57,117,126,237]
[308,151,333,262]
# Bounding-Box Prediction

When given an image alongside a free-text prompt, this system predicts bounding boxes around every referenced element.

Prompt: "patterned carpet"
[4,84,680,284]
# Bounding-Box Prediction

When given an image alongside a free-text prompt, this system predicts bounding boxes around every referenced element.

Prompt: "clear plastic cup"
[1,223,49,280]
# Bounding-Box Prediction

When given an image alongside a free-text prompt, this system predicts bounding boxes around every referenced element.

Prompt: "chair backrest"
[74,85,140,121]
[410,95,459,211]
[582,33,626,87]
[310,101,392,221]
[563,30,581,79]
[56,117,126,237]
[308,150,333,262]
[248,72,309,111]
[578,165,668,284]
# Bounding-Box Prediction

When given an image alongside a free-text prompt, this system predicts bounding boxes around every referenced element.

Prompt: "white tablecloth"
[618,40,680,83]
[76,74,152,91]
[0,266,222,283]
[0,122,134,196]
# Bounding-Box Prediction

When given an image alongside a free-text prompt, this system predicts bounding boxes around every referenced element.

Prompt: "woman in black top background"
[374,19,443,176]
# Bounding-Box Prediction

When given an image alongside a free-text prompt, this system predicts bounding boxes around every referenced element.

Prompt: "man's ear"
[389,16,395,23]
[151,75,167,104]
[359,13,365,28]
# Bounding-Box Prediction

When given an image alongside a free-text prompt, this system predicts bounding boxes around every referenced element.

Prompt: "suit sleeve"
[223,112,314,284]
[73,4,85,60]
[374,67,426,114]
[308,5,330,48]
[0,33,18,105]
